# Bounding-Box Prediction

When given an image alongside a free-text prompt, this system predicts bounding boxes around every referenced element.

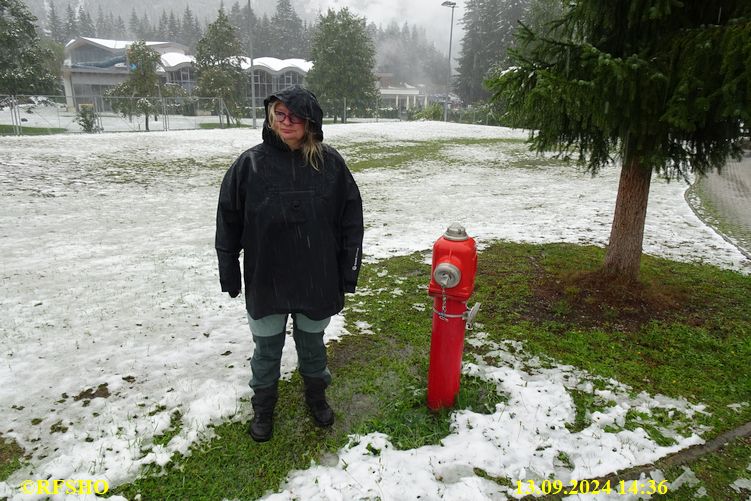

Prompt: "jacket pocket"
[274,190,315,225]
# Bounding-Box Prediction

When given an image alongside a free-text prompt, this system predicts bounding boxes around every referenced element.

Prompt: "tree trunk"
[602,156,653,281]
[145,114,150,131]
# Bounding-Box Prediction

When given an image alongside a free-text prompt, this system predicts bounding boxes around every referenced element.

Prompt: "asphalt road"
[694,151,751,258]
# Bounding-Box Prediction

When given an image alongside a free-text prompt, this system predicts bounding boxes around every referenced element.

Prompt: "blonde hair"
[268,101,323,171]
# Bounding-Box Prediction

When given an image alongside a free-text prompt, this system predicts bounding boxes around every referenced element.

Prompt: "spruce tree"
[63,3,76,42]
[139,13,154,40]
[306,8,377,123]
[113,15,126,39]
[270,0,306,59]
[181,6,201,50]
[254,15,273,56]
[46,0,64,43]
[239,2,258,58]
[158,10,169,39]
[229,2,242,33]
[129,8,139,39]
[95,6,110,39]
[0,0,58,95]
[520,0,563,36]
[487,0,751,280]
[77,6,95,37]
[374,20,444,89]
[455,0,530,104]
[194,8,246,123]
[168,11,180,41]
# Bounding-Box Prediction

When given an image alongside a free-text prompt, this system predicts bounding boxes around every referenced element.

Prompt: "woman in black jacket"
[215,85,363,442]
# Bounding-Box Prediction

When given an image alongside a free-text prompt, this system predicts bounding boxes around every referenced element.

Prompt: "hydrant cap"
[443,223,469,241]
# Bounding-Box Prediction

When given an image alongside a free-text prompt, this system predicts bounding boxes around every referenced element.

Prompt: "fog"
[30,0,462,53]
[300,0,463,50]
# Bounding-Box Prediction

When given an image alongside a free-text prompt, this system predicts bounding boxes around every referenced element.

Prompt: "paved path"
[691,151,751,259]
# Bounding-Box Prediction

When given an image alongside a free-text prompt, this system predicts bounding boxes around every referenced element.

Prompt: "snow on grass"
[260,334,706,501]
[0,122,748,500]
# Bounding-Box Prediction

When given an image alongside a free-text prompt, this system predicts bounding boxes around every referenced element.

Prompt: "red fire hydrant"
[427,223,480,410]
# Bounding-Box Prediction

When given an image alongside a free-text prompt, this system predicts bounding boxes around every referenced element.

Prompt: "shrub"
[75,105,100,133]
[413,103,444,121]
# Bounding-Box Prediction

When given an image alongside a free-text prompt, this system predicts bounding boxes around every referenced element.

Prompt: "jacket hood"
[263,85,324,142]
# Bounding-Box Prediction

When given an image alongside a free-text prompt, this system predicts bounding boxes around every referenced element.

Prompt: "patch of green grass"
[345,140,446,171]
[343,138,524,171]
[198,122,253,129]
[565,389,616,433]
[151,410,183,447]
[115,241,751,499]
[115,251,503,499]
[114,394,336,500]
[474,467,514,487]
[79,157,230,186]
[475,242,751,438]
[333,253,455,450]
[49,421,69,434]
[0,124,67,135]
[623,410,677,447]
[0,434,25,482]
[555,451,575,470]
[656,436,751,500]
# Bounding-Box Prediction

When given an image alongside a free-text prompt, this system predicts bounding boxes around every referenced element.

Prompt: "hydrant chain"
[431,308,466,319]
[439,288,448,321]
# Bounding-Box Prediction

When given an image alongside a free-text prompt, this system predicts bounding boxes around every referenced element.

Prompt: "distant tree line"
[44,0,205,52]
[454,0,532,104]
[21,0,553,105]
[38,0,449,89]
[370,21,446,92]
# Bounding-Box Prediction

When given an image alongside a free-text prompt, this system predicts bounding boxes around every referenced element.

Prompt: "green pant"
[247,313,332,389]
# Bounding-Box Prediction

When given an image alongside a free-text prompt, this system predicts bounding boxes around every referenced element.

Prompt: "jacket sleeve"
[215,155,245,293]
[339,166,364,293]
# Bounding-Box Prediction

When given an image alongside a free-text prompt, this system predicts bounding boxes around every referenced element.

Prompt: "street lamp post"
[247,0,257,128]
[441,1,456,122]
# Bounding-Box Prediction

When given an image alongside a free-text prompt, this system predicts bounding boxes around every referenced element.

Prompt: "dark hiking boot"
[249,384,278,442]
[302,376,334,427]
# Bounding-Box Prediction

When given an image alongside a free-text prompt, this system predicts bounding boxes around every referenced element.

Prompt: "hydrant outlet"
[433,262,461,288]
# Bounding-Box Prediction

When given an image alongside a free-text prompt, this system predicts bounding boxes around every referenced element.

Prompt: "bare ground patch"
[523,267,695,332]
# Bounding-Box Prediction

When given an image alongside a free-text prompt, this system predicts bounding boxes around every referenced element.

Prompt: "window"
[72,46,118,65]
[281,71,303,88]
[254,70,273,102]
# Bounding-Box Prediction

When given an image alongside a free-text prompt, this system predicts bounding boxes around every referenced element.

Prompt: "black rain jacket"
[215,86,364,320]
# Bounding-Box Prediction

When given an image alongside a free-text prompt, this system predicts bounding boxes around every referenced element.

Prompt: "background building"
[62,37,193,108]
[62,37,432,117]
[62,37,314,110]
[376,73,429,112]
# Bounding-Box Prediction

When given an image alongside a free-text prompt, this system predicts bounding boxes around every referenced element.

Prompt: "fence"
[0,95,244,135]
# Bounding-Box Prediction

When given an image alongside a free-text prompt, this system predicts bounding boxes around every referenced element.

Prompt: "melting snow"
[0,122,748,500]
